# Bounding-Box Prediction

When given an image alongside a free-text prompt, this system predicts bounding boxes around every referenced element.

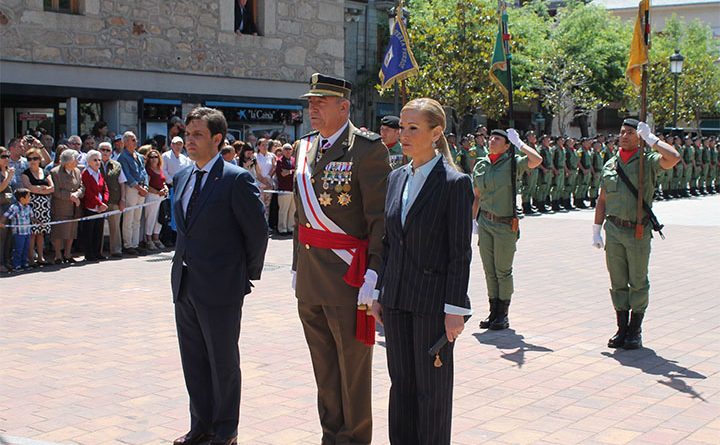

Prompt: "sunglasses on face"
[148,156,159,159]
[100,148,112,152]
[28,157,42,161]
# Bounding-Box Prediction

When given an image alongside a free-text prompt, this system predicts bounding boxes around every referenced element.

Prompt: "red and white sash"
[296,136,355,265]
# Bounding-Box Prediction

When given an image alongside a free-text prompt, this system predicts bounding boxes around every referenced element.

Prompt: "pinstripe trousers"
[384,307,455,445]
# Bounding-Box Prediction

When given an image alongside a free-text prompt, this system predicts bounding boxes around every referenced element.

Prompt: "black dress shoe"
[173,431,214,445]
[63,257,76,264]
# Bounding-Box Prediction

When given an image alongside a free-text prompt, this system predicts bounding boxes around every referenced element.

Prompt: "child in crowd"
[0,188,37,270]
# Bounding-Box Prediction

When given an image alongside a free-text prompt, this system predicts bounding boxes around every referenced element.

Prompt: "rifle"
[615,163,665,239]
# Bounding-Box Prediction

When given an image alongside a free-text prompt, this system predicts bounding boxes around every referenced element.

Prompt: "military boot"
[690,186,699,196]
[589,197,597,208]
[623,311,645,350]
[565,198,575,210]
[551,200,561,212]
[607,310,629,348]
[523,202,535,215]
[489,300,510,330]
[575,197,587,209]
[479,299,498,329]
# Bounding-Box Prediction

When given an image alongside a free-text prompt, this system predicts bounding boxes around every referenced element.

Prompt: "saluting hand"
[445,314,464,342]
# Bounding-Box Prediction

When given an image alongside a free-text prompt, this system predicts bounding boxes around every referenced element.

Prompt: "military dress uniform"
[473,130,534,330]
[292,74,390,445]
[600,119,667,350]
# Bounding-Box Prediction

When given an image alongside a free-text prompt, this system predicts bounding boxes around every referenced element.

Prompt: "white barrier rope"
[4,198,169,229]
[5,189,294,228]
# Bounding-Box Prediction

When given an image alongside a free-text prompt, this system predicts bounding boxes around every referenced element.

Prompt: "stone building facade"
[0,0,346,143]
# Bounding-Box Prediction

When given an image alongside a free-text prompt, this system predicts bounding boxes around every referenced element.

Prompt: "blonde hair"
[401,98,459,171]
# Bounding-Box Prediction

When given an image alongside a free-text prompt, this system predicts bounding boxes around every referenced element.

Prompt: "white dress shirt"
[181,152,221,215]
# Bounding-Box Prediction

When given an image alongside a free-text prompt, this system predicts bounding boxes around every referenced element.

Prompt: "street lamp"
[669,49,685,130]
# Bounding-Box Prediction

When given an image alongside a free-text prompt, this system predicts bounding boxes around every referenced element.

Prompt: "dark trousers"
[175,274,243,439]
[81,209,104,260]
[384,307,455,445]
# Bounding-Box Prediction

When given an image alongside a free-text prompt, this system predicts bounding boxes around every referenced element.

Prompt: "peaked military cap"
[302,73,352,99]
[622,118,640,129]
[380,115,400,129]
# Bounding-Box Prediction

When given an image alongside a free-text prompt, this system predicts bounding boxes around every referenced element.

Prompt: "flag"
[489,6,511,100]
[379,8,419,89]
[626,0,650,88]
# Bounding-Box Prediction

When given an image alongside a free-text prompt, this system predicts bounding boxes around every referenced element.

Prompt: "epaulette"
[354,129,381,142]
[300,130,319,140]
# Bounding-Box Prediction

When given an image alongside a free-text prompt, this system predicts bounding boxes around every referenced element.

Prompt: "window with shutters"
[43,0,80,14]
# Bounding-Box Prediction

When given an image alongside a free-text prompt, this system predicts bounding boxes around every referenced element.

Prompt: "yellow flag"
[626,0,650,88]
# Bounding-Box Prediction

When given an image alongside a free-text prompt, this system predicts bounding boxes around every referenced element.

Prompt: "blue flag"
[379,13,419,90]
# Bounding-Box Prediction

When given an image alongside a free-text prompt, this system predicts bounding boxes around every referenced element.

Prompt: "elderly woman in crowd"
[0,146,14,272]
[21,147,54,266]
[80,150,109,262]
[45,144,68,174]
[255,138,276,221]
[50,149,84,264]
[143,148,168,250]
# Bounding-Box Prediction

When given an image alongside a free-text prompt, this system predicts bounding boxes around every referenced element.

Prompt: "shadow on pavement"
[602,348,707,401]
[473,329,554,368]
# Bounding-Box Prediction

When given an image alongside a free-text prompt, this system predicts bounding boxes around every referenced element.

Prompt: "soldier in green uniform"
[563,137,579,210]
[474,131,489,159]
[589,140,604,208]
[550,136,565,211]
[533,134,554,213]
[462,134,478,173]
[710,138,719,193]
[379,115,407,170]
[448,133,472,174]
[575,138,593,209]
[691,137,703,195]
[520,131,539,214]
[682,136,694,197]
[473,129,542,330]
[671,135,685,198]
[700,137,711,194]
[592,119,680,350]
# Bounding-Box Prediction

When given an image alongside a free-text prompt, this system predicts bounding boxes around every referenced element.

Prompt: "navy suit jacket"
[377,157,473,314]
[171,157,268,306]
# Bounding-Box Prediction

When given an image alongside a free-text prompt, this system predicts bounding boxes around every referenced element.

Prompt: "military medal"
[338,192,351,206]
[319,192,332,206]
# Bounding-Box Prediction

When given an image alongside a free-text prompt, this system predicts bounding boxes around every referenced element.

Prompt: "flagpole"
[636,1,650,240]
[500,0,514,127]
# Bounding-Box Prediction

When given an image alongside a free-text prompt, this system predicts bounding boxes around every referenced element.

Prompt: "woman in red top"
[144,149,168,250]
[80,150,109,262]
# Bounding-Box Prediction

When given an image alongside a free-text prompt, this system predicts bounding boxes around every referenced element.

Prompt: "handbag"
[158,198,172,225]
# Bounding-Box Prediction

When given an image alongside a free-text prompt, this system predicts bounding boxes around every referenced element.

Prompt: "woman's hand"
[445,314,464,342]
[371,301,384,326]
[98,203,108,213]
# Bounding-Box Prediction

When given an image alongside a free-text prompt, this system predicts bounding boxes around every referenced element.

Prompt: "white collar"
[318,121,350,148]
[193,152,221,174]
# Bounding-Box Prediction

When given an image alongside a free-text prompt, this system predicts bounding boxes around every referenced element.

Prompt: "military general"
[292,74,390,445]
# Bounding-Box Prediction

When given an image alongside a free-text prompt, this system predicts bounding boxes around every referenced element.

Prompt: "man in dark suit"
[171,107,268,445]
[234,0,257,35]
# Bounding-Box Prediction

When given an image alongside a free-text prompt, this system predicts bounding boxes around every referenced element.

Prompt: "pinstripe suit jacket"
[377,156,473,314]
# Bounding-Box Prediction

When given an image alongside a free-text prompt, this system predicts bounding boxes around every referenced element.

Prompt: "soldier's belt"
[480,209,515,226]
[298,225,369,288]
[606,215,649,229]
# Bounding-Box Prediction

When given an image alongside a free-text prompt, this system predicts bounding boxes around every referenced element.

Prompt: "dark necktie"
[185,170,206,224]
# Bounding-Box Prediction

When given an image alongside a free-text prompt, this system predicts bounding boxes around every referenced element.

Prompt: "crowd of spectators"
[0,122,297,274]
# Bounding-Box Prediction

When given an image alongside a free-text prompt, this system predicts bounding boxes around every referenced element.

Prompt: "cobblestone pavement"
[1,195,718,445]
